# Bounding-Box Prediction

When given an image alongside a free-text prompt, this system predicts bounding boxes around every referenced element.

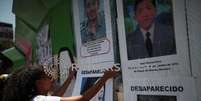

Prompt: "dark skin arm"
[60,67,118,101]
[52,68,76,96]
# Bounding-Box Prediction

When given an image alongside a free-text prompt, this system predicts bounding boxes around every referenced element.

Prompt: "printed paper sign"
[117,0,190,77]
[124,77,197,101]
[73,0,114,64]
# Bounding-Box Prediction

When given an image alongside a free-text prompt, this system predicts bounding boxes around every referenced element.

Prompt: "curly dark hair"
[2,65,45,101]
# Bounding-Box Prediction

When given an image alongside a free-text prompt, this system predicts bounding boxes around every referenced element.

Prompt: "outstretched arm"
[52,68,76,96]
[60,67,118,101]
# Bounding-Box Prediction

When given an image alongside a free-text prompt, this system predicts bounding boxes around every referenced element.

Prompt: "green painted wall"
[49,0,75,55]
[8,0,75,68]
[2,47,25,70]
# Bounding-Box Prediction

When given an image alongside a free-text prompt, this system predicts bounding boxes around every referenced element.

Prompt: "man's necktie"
[145,32,153,57]
[89,32,96,40]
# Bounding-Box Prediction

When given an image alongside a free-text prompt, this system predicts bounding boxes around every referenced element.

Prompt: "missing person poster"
[72,65,113,101]
[124,77,197,101]
[73,0,116,100]
[73,0,115,64]
[117,0,190,77]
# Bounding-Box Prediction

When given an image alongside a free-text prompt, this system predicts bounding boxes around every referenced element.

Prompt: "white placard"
[36,25,53,65]
[58,49,75,96]
[73,0,114,65]
[124,77,197,101]
[186,0,201,77]
[117,0,190,78]
[72,66,113,101]
[195,77,201,101]
[59,50,72,85]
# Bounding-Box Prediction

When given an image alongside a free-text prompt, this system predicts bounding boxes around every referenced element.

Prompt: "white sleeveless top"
[32,95,60,101]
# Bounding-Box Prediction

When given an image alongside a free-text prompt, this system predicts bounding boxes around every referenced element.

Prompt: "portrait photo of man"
[80,0,106,44]
[126,0,176,60]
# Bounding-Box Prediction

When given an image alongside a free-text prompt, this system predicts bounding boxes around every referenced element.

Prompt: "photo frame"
[73,0,115,65]
[58,47,74,85]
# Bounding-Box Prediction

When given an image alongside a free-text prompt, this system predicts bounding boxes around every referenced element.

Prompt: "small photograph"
[124,0,176,60]
[80,77,105,101]
[137,94,177,101]
[79,0,106,44]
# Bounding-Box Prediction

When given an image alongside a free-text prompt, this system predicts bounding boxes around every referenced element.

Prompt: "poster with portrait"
[72,66,113,101]
[73,0,115,65]
[117,0,190,78]
[123,77,197,101]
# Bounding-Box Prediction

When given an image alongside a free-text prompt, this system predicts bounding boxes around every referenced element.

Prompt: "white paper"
[116,0,190,78]
[58,50,75,96]
[36,25,52,65]
[59,50,72,85]
[72,66,113,101]
[72,1,115,100]
[73,0,114,65]
[124,77,197,101]
[186,0,201,77]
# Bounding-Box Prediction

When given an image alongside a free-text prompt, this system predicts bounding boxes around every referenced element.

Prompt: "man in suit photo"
[126,0,176,60]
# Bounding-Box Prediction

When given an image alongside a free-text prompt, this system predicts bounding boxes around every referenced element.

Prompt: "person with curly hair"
[2,65,118,101]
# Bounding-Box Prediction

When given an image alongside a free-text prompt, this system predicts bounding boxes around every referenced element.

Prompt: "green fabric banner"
[13,0,48,30]
[2,47,25,70]
[12,0,75,67]
[41,0,62,9]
